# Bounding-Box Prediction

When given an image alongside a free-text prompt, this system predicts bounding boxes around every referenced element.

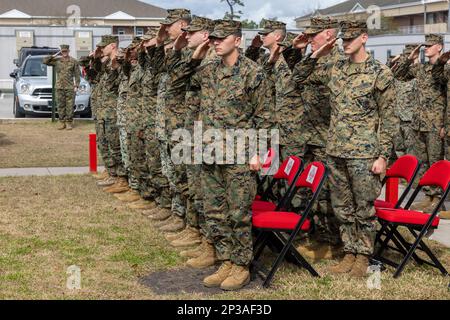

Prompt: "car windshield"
[22,58,47,77]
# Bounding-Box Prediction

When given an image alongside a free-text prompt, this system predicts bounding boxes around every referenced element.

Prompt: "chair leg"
[394,226,431,278]
[253,231,270,262]
[392,228,424,265]
[375,224,397,260]
[287,243,320,277]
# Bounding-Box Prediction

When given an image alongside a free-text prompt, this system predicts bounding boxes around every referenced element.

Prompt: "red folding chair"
[375,155,421,209]
[374,155,421,250]
[252,155,303,214]
[251,162,328,287]
[374,160,450,278]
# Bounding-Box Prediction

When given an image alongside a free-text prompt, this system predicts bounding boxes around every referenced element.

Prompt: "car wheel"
[14,96,25,118]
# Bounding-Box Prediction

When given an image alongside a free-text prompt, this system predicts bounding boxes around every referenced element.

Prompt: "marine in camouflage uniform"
[139,30,173,211]
[124,38,154,200]
[289,16,343,247]
[188,20,272,274]
[394,34,447,202]
[116,45,139,192]
[163,16,217,240]
[95,35,126,181]
[154,9,192,223]
[43,44,80,128]
[295,21,398,270]
[390,45,419,156]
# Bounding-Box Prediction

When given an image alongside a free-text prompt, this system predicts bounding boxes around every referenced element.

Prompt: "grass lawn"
[0,121,102,168]
[0,174,449,300]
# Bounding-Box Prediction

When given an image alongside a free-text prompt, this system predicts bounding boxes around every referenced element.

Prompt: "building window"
[118,28,126,35]
[136,28,144,36]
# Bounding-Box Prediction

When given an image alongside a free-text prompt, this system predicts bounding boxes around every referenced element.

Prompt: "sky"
[142,0,344,28]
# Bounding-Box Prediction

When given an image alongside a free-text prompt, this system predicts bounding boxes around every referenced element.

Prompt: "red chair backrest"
[295,162,326,193]
[386,155,419,183]
[273,156,302,185]
[419,160,450,191]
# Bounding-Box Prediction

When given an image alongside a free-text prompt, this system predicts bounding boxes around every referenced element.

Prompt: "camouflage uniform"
[164,17,217,236]
[43,45,80,123]
[95,35,126,178]
[116,49,139,190]
[295,21,398,255]
[189,20,272,266]
[140,42,172,209]
[394,34,447,197]
[431,58,450,160]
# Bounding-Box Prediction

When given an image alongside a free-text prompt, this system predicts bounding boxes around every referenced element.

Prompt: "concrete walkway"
[0,166,104,177]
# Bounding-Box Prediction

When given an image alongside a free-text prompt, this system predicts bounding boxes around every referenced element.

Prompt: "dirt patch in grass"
[0,121,102,168]
[0,174,449,300]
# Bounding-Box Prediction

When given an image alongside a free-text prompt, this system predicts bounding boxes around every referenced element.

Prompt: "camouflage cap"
[142,27,158,40]
[404,43,420,55]
[337,20,368,39]
[78,56,91,67]
[209,19,242,39]
[60,44,70,51]
[424,33,443,46]
[278,32,299,47]
[161,8,191,25]
[304,16,338,35]
[258,19,287,35]
[127,36,142,49]
[97,35,119,47]
[182,15,215,33]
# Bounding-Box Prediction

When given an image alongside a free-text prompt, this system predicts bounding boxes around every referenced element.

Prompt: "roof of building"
[0,0,167,19]
[297,0,445,20]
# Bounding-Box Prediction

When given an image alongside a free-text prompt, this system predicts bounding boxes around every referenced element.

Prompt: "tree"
[241,19,258,29]
[221,0,244,20]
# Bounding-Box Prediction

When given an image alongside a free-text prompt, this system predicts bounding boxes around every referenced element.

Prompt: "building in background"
[0,0,166,90]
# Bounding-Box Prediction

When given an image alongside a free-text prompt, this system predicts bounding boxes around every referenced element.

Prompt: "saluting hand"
[408,45,422,62]
[174,32,188,51]
[311,38,337,59]
[192,40,211,60]
[438,50,450,64]
[251,35,263,48]
[268,45,282,64]
[292,33,309,50]
[156,25,169,46]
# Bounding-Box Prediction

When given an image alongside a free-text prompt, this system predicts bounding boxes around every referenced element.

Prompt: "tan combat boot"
[93,170,108,180]
[187,242,216,269]
[297,242,343,261]
[57,121,66,130]
[115,189,140,202]
[66,121,73,130]
[410,196,435,212]
[154,215,176,228]
[97,176,117,187]
[103,177,129,194]
[203,261,232,288]
[171,227,202,248]
[349,254,370,278]
[128,199,156,210]
[159,216,185,233]
[149,209,172,222]
[220,264,251,291]
[327,253,356,274]
[180,239,208,258]
[439,210,450,220]
[165,227,189,242]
